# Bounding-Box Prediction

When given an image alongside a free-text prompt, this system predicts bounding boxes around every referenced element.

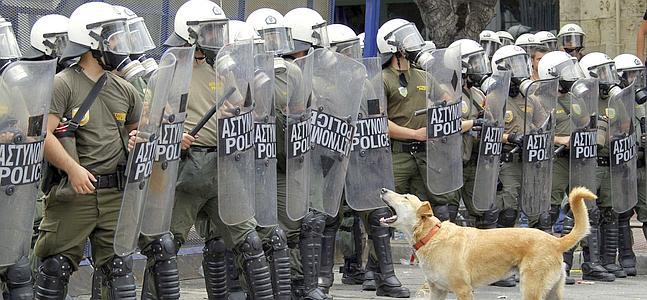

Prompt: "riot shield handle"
[189,87,236,137]
[414,108,427,116]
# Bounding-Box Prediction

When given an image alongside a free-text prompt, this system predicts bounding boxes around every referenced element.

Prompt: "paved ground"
[74,264,647,299]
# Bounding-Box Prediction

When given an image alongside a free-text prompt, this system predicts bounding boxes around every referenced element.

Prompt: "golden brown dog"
[379,187,596,300]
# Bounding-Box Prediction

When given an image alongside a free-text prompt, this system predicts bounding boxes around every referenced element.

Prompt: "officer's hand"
[413,128,427,142]
[182,133,196,150]
[554,135,570,148]
[471,118,486,131]
[68,164,96,194]
[128,130,138,151]
[507,132,524,146]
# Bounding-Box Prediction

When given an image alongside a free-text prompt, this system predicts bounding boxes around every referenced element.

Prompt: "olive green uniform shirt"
[183,63,218,147]
[50,66,142,175]
[383,66,427,131]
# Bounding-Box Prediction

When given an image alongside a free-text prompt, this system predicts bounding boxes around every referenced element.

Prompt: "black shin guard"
[299,211,328,299]
[600,208,626,277]
[474,208,499,229]
[618,211,637,276]
[581,207,615,281]
[368,208,410,297]
[497,208,518,228]
[203,238,229,299]
[318,214,340,292]
[4,256,33,300]
[265,227,290,299]
[102,255,137,300]
[34,255,72,300]
[239,231,274,300]
[142,233,181,299]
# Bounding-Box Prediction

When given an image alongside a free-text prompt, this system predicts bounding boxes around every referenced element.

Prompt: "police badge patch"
[505,110,513,123]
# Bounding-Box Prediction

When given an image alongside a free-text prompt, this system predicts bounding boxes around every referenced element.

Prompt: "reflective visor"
[386,23,425,52]
[559,33,584,49]
[99,20,132,55]
[551,58,584,81]
[480,40,500,59]
[193,20,229,50]
[331,39,361,60]
[43,33,69,57]
[259,27,294,55]
[128,18,156,53]
[544,40,558,51]
[465,50,491,75]
[500,37,514,46]
[0,22,21,59]
[624,69,646,90]
[311,21,329,48]
[589,62,619,85]
[496,53,531,79]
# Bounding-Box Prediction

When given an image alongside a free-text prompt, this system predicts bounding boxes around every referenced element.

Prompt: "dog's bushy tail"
[557,187,596,252]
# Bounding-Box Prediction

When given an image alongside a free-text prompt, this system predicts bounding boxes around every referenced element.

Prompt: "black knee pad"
[432,204,450,221]
[144,233,180,300]
[34,254,72,300]
[239,231,273,299]
[146,233,177,261]
[301,211,326,237]
[475,208,499,229]
[5,256,33,300]
[102,255,136,300]
[202,238,228,298]
[619,210,634,223]
[497,208,517,227]
[588,206,601,226]
[600,206,618,225]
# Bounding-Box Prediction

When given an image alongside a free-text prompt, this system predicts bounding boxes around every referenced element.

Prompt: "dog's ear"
[416,202,434,218]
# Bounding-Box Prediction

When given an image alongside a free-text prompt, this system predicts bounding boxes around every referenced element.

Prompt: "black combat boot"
[369,208,410,298]
[581,208,615,282]
[618,211,637,276]
[203,238,229,299]
[599,208,627,278]
[318,215,339,294]
[340,255,365,285]
[362,255,377,291]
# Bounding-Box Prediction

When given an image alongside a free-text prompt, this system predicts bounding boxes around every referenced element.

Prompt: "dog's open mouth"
[379,215,398,226]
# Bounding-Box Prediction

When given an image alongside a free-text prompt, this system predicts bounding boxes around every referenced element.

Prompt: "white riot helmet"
[24,14,69,60]
[0,16,21,74]
[228,20,265,55]
[614,54,647,104]
[580,52,623,98]
[515,33,542,56]
[246,8,294,55]
[113,6,158,79]
[284,8,329,52]
[479,30,501,61]
[327,24,361,60]
[358,32,365,53]
[377,18,425,65]
[492,45,532,96]
[450,39,492,89]
[538,51,584,93]
[557,23,585,50]
[62,2,147,81]
[165,0,228,66]
[496,31,514,46]
[535,31,557,51]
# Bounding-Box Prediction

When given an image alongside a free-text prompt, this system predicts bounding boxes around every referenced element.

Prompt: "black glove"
[507,132,524,146]
[471,118,486,132]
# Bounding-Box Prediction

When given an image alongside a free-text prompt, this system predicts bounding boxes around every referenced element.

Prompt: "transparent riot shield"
[253,53,278,227]
[608,83,638,214]
[114,54,177,256]
[520,78,559,218]
[216,40,256,226]
[568,79,599,202]
[309,49,365,217]
[425,46,464,195]
[473,71,511,212]
[345,57,391,212]
[0,60,56,266]
[285,51,314,221]
[141,46,195,237]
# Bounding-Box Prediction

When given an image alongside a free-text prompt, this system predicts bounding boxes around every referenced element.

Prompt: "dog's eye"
[404,196,409,199]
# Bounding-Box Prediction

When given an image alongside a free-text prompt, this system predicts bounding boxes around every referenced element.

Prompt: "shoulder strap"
[68,73,108,131]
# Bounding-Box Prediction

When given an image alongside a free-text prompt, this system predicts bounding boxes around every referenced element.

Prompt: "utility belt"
[391,140,425,154]
[93,172,124,190]
[180,145,217,159]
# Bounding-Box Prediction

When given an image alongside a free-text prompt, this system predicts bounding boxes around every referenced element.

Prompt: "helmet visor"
[311,21,329,48]
[0,22,21,59]
[624,69,646,90]
[544,40,558,51]
[128,18,156,53]
[496,53,531,79]
[559,33,584,49]
[99,21,132,55]
[465,51,492,75]
[259,27,294,54]
[388,23,425,52]
[500,37,514,46]
[193,20,229,50]
[588,62,619,85]
[480,40,500,59]
[43,33,69,57]
[552,58,584,81]
[331,39,361,60]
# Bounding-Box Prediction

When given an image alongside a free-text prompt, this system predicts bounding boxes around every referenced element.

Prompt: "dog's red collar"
[413,223,441,251]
